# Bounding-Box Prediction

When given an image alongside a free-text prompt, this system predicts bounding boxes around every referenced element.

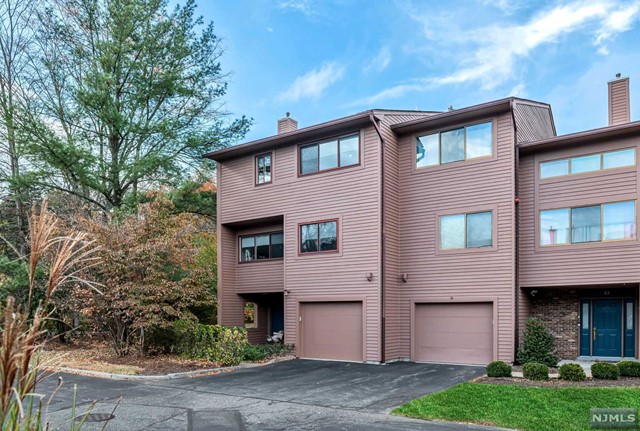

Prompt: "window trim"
[414,118,496,171]
[539,200,637,248]
[255,152,273,186]
[298,219,340,255]
[435,207,497,254]
[238,230,284,263]
[297,131,362,177]
[244,301,258,329]
[539,147,637,180]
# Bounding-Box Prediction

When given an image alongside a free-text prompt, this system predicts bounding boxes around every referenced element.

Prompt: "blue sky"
[199,0,640,143]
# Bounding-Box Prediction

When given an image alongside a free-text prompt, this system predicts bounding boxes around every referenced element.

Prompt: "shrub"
[173,320,248,366]
[591,362,620,380]
[559,363,586,381]
[618,361,640,377]
[523,362,549,380]
[486,361,512,377]
[517,318,559,367]
[242,343,291,362]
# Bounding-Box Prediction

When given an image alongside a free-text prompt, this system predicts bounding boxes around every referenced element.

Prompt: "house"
[204,75,639,365]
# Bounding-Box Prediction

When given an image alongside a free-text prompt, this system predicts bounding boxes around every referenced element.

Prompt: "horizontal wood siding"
[519,136,640,287]
[217,125,383,362]
[609,78,631,126]
[247,304,269,344]
[235,224,284,294]
[397,112,516,362]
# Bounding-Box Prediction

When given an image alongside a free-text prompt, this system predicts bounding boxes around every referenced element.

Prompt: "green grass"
[393,383,640,431]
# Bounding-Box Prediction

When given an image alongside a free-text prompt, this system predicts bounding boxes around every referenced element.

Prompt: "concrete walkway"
[40,359,505,431]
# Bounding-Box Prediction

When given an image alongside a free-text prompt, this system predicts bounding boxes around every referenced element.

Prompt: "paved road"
[40,359,503,431]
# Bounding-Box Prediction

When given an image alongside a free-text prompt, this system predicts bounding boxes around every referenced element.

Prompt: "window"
[540,201,636,246]
[540,147,635,179]
[239,232,284,262]
[256,153,272,184]
[440,211,492,250]
[416,121,493,168]
[540,209,570,245]
[300,220,338,253]
[299,134,359,175]
[244,302,257,328]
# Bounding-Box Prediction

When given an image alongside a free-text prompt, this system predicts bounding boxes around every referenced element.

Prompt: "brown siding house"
[206,75,640,364]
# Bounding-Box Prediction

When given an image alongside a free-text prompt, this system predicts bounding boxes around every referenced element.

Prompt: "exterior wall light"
[401,273,409,283]
[366,272,374,282]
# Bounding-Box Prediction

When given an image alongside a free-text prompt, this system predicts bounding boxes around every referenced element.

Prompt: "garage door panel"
[415,303,493,365]
[301,302,363,362]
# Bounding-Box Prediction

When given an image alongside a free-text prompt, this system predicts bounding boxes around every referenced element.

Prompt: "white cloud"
[508,82,527,97]
[266,27,274,33]
[278,62,346,102]
[357,0,640,105]
[278,0,315,16]
[364,46,391,73]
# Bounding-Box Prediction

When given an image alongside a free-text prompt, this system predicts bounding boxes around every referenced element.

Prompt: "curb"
[43,355,296,381]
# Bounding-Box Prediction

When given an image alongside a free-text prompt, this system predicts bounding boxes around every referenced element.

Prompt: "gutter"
[370,111,386,364]
[510,100,520,361]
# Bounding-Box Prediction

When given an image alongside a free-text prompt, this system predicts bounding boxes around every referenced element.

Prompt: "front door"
[592,299,622,357]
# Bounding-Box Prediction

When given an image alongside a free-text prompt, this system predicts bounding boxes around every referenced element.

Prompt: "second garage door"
[300,301,363,361]
[415,302,493,365]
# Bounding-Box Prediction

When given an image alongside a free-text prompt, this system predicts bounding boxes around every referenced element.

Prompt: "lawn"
[393,383,640,431]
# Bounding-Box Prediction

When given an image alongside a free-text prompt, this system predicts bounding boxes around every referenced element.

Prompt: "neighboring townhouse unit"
[204,75,640,365]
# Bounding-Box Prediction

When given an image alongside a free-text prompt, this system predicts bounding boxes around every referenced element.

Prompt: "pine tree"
[517,317,559,367]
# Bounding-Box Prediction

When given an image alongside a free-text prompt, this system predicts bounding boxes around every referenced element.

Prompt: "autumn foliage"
[71,197,216,356]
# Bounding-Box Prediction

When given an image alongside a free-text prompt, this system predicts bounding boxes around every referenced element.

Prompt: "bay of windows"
[540,201,636,246]
[300,134,359,175]
[540,148,635,179]
[240,232,284,262]
[300,220,338,253]
[440,211,493,250]
[416,121,493,168]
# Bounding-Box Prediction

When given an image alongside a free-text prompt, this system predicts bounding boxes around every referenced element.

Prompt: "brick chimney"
[277,112,298,134]
[608,73,630,126]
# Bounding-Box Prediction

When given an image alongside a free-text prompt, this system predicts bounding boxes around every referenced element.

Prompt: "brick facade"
[529,289,579,359]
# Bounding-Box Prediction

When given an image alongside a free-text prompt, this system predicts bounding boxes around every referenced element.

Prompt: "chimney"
[608,73,630,126]
[277,112,298,134]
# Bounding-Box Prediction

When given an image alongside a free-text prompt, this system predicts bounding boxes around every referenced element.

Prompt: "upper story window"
[416,121,493,168]
[256,153,272,184]
[300,220,338,253]
[539,148,636,179]
[540,200,636,246]
[299,134,359,175]
[240,232,284,262]
[440,210,493,249]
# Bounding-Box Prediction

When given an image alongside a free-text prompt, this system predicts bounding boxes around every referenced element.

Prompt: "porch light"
[401,273,409,283]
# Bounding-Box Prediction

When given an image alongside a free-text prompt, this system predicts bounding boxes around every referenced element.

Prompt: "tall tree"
[0,0,36,253]
[25,0,249,211]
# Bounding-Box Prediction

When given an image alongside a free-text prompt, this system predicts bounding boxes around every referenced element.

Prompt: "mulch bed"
[475,375,640,387]
[41,339,217,376]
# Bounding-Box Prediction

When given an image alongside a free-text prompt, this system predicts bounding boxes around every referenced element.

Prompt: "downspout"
[510,100,521,362]
[370,111,386,364]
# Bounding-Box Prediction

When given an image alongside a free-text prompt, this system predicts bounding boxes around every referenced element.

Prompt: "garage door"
[415,303,493,365]
[301,302,363,361]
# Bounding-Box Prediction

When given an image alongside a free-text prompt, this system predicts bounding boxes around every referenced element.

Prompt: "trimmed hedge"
[591,362,620,380]
[486,361,512,378]
[523,362,549,381]
[559,363,586,381]
[618,361,640,377]
[173,320,248,366]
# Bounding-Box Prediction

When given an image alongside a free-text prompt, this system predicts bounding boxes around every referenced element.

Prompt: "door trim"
[410,297,498,363]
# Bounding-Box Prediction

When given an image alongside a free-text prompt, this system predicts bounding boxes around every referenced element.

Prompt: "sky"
[198,0,640,143]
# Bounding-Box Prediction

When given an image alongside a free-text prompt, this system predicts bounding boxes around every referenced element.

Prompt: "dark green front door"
[592,299,622,357]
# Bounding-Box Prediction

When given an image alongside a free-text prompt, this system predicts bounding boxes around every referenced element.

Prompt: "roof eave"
[517,121,640,154]
[203,111,375,162]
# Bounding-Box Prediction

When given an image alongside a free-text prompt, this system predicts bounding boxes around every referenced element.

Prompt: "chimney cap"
[286,112,290,118]
[616,72,622,79]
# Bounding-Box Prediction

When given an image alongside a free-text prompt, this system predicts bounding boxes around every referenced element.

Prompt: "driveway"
[41,359,501,431]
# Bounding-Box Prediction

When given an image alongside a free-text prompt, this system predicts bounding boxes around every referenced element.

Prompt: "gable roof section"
[512,99,556,143]
[518,120,640,154]
[203,109,436,163]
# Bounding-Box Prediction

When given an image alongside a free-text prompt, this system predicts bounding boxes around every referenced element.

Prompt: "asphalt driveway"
[41,359,502,431]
